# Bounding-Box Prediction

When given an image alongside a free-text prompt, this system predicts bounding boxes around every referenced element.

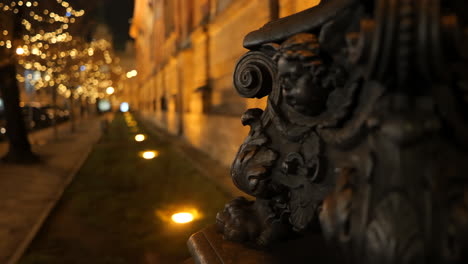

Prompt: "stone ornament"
[216,0,468,263]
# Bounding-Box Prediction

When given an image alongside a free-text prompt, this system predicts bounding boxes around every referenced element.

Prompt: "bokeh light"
[106,86,115,95]
[171,212,194,224]
[141,151,158,160]
[134,134,145,142]
[97,99,111,112]
[120,102,129,112]
[16,47,25,55]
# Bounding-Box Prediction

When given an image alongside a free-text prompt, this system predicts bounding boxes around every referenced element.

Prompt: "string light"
[16,47,25,55]
[1,0,123,103]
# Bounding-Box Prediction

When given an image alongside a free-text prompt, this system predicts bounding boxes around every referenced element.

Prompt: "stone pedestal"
[187,225,340,264]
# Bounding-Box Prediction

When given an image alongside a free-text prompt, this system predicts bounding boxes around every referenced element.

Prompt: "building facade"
[130,0,320,167]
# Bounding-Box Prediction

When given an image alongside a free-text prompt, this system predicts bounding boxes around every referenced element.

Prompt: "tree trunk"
[69,91,75,133]
[52,85,58,140]
[0,64,39,163]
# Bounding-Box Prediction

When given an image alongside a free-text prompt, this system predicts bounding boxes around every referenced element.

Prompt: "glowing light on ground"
[141,151,158,160]
[135,134,146,142]
[171,212,194,224]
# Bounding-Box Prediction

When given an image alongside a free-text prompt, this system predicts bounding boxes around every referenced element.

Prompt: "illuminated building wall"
[130,0,320,167]
[118,41,138,111]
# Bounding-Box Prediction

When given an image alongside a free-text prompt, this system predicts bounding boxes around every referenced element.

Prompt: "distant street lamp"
[120,102,129,112]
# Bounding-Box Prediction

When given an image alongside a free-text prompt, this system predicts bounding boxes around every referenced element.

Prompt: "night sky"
[72,0,135,51]
[101,0,135,51]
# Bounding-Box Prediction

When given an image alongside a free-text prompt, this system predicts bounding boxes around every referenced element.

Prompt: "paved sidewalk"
[0,117,104,264]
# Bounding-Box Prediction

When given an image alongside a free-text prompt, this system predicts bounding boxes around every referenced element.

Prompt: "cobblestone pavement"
[0,117,103,264]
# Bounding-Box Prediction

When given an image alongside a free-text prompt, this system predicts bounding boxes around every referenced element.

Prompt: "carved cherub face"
[279,57,325,116]
[276,33,329,116]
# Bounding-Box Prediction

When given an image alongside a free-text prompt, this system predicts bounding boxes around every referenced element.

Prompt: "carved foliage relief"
[216,0,468,263]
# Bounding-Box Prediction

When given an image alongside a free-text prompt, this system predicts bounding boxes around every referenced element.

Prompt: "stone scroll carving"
[216,0,468,263]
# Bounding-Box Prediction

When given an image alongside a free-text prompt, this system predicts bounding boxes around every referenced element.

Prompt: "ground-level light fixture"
[127,121,138,127]
[135,134,146,142]
[171,212,194,224]
[106,86,115,95]
[141,150,158,160]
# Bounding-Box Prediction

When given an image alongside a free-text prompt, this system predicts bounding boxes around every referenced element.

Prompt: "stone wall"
[130,0,320,167]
